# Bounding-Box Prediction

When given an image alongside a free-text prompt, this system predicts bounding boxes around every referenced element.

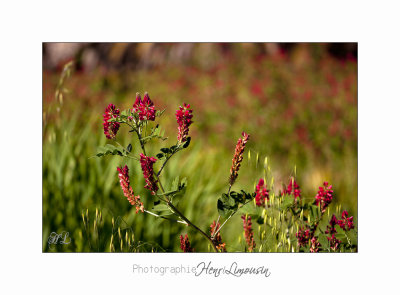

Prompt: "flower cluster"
[325,215,338,234]
[117,165,144,213]
[282,178,301,201]
[315,181,333,213]
[241,215,256,251]
[180,234,194,252]
[229,132,250,186]
[210,220,226,252]
[139,153,158,194]
[176,103,193,143]
[327,234,341,251]
[255,178,269,207]
[310,237,321,253]
[337,210,354,231]
[103,103,120,139]
[133,92,156,121]
[295,226,311,247]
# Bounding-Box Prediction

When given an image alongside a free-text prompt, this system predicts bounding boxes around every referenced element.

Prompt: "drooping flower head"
[103,103,120,139]
[296,226,311,247]
[315,181,334,213]
[281,178,301,202]
[241,215,256,251]
[229,132,250,186]
[337,210,354,231]
[310,237,321,253]
[255,178,270,207]
[133,92,156,121]
[117,165,144,213]
[176,103,193,143]
[179,234,194,252]
[139,153,158,194]
[210,220,226,252]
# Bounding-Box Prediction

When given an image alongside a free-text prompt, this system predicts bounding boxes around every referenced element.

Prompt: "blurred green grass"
[43,43,357,252]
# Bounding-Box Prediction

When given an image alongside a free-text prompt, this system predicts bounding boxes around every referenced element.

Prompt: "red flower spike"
[180,234,194,252]
[103,103,120,139]
[117,165,144,213]
[255,178,270,207]
[296,226,311,247]
[210,220,226,252]
[337,210,354,231]
[133,92,156,121]
[229,132,250,186]
[281,178,301,202]
[315,181,334,213]
[139,153,158,194]
[241,215,256,251]
[176,103,193,143]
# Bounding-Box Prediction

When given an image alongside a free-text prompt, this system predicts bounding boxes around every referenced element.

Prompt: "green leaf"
[217,190,255,219]
[161,147,170,154]
[156,153,164,159]
[281,194,295,210]
[182,137,191,148]
[170,176,180,191]
[318,234,329,249]
[217,193,238,218]
[95,144,124,157]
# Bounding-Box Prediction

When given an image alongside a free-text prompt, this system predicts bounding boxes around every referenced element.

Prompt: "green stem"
[167,201,218,253]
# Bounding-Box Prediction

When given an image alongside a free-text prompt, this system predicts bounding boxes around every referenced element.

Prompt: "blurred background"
[43,43,357,252]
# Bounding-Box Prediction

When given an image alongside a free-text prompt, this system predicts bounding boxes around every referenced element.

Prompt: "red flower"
[281,178,301,202]
[315,181,333,213]
[241,215,256,251]
[117,165,144,213]
[133,92,156,121]
[176,103,193,143]
[229,132,250,186]
[210,220,226,252]
[310,237,321,253]
[296,226,311,247]
[180,234,194,252]
[255,178,269,207]
[139,153,158,194]
[337,210,354,231]
[103,103,120,139]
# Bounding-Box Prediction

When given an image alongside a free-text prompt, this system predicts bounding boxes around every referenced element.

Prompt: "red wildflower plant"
[337,210,354,231]
[241,215,256,251]
[255,178,269,207]
[282,178,301,202]
[117,165,144,213]
[133,92,156,121]
[315,181,333,213]
[139,153,158,195]
[103,103,120,139]
[176,103,193,143]
[310,237,321,253]
[295,226,311,247]
[180,234,194,252]
[229,132,250,186]
[210,220,226,252]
